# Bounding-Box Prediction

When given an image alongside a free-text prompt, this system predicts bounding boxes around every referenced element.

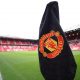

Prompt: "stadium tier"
[69,39,80,50]
[65,28,80,50]
[0,37,38,51]
[65,28,80,40]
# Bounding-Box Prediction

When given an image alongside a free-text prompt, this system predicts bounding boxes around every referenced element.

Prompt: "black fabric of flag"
[38,1,77,80]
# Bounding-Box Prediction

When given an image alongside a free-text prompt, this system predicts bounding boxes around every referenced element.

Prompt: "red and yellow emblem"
[39,31,64,59]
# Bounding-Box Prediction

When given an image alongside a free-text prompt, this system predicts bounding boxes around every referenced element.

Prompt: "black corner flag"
[38,1,77,80]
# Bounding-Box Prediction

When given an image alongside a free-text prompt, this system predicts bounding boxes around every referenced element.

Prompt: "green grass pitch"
[0,51,80,80]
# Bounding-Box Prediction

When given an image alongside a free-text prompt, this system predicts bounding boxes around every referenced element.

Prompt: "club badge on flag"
[39,31,64,59]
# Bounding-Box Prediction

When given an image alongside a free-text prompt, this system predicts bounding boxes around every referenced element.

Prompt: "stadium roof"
[0,36,38,42]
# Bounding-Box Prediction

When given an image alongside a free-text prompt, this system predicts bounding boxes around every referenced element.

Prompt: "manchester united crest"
[39,31,64,59]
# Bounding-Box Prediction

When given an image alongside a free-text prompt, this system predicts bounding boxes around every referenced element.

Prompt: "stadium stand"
[0,28,80,52]
[65,28,80,50]
[69,40,80,50]
[0,37,38,51]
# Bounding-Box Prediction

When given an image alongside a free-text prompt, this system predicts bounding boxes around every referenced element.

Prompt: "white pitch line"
[0,72,3,80]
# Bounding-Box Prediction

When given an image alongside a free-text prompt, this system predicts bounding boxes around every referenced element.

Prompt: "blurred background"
[0,0,80,80]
